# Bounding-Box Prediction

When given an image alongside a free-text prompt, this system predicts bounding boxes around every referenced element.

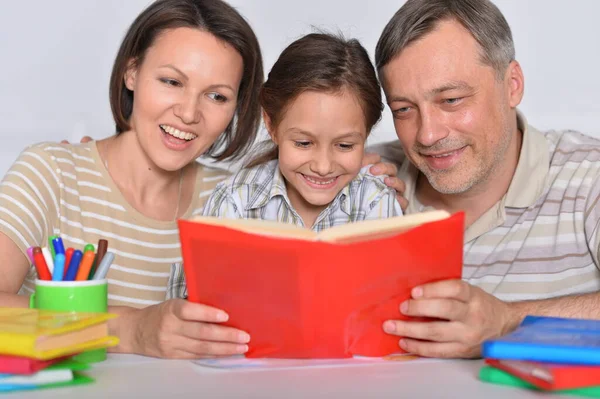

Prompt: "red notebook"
[486,358,600,390]
[179,210,464,359]
[0,354,68,375]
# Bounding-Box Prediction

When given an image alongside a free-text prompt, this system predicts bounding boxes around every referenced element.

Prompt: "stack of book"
[481,316,600,397]
[0,308,118,393]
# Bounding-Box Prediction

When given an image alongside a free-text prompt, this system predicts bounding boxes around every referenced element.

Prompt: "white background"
[0,0,598,175]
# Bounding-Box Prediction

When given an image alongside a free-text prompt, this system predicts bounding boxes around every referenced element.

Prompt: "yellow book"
[0,308,119,360]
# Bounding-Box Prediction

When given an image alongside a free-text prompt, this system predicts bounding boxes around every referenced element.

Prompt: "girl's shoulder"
[225,159,279,191]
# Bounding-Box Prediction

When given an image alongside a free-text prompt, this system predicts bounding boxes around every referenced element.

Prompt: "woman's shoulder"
[19,141,97,164]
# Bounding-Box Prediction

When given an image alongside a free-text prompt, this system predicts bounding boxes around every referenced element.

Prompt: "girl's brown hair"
[248,33,382,167]
[109,0,263,161]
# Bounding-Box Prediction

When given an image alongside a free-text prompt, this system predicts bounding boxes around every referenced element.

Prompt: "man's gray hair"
[375,0,515,79]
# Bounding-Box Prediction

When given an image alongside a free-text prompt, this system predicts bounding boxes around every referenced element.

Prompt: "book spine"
[0,333,35,358]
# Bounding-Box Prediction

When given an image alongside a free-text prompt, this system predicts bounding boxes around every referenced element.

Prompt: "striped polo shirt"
[372,112,600,301]
[0,141,229,307]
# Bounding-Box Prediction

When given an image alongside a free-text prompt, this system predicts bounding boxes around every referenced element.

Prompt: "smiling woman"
[0,0,263,359]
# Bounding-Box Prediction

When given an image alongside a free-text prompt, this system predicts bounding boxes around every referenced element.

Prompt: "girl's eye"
[337,143,355,151]
[293,141,311,148]
[160,78,181,87]
[208,92,228,103]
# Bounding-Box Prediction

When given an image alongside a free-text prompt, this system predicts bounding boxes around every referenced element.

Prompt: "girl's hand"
[363,152,408,211]
[113,299,250,359]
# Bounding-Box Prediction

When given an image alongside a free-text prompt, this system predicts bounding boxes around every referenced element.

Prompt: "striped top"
[0,141,229,307]
[167,159,403,299]
[372,112,600,301]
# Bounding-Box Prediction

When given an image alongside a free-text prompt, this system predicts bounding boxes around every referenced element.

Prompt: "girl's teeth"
[160,125,197,141]
[305,176,335,185]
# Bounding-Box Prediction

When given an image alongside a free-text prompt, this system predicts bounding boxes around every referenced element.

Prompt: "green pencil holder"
[29,279,109,363]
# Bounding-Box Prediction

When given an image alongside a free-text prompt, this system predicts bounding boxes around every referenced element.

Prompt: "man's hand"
[114,299,250,359]
[60,136,93,144]
[363,152,408,211]
[382,279,516,358]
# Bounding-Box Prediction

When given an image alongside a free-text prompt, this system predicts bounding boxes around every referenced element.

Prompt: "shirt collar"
[504,112,549,208]
[245,162,290,211]
[245,161,353,216]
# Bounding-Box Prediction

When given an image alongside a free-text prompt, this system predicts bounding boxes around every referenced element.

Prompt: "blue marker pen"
[52,253,66,282]
[64,250,83,281]
[52,236,65,256]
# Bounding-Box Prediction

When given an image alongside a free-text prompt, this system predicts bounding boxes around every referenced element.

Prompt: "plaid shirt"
[167,160,403,299]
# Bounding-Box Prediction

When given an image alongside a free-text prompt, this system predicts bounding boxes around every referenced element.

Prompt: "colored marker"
[26,247,35,264]
[52,237,65,256]
[64,250,83,281]
[90,239,108,280]
[41,247,54,275]
[52,253,65,282]
[48,235,58,260]
[64,248,74,279]
[75,250,95,281]
[32,247,51,280]
[93,252,114,280]
[84,244,95,254]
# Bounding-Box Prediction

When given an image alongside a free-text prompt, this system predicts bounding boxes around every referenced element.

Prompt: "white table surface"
[13,354,572,398]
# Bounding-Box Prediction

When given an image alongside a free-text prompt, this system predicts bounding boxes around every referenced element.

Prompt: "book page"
[316,210,451,243]
[192,354,428,371]
[189,216,317,240]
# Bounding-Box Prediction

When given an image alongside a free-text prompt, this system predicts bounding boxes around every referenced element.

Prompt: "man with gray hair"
[375,0,600,358]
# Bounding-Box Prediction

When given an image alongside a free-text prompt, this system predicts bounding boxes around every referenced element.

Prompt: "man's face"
[381,19,521,195]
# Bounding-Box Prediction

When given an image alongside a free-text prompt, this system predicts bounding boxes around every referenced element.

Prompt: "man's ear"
[263,110,278,145]
[124,58,138,91]
[505,60,524,108]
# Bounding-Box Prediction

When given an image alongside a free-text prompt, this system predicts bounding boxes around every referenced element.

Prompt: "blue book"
[482,316,600,365]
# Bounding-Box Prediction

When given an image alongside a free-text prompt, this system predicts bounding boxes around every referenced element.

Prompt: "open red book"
[179,210,464,358]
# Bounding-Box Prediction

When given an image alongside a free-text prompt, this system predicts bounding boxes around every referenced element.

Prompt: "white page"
[0,369,73,385]
[192,354,437,371]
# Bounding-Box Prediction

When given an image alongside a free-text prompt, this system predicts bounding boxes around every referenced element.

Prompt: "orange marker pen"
[75,250,95,281]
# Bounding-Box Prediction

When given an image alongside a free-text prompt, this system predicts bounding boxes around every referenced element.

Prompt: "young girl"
[168,33,403,299]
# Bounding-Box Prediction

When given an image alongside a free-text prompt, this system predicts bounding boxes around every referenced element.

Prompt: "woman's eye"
[208,92,228,103]
[293,141,311,148]
[160,78,181,87]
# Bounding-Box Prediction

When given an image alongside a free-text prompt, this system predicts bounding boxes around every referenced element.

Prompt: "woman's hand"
[363,152,408,211]
[111,299,250,359]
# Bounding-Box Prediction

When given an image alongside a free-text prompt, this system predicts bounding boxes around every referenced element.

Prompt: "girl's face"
[268,89,368,219]
[125,27,243,172]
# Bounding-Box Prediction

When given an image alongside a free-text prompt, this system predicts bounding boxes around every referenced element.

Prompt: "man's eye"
[293,141,311,148]
[444,98,462,104]
[160,78,181,87]
[208,93,228,103]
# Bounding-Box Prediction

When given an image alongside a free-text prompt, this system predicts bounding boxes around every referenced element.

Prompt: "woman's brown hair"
[109,0,263,161]
[248,33,382,167]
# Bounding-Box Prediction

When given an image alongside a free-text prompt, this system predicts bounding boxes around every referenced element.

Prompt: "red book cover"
[179,211,464,358]
[0,354,67,375]
[486,358,600,390]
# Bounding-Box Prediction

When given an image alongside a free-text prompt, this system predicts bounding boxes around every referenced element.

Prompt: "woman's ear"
[263,110,278,145]
[124,58,137,91]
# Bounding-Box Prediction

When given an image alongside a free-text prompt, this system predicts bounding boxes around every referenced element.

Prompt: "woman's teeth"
[160,125,197,141]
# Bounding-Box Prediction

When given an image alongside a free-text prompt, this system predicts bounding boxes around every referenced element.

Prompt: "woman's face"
[125,27,243,172]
